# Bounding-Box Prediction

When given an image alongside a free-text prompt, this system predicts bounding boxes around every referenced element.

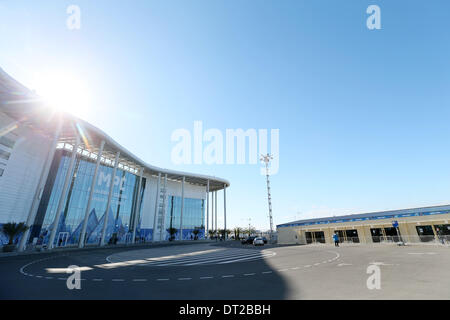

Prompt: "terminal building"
[277,205,450,245]
[0,68,229,250]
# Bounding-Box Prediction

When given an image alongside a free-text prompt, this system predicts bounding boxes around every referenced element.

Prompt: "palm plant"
[208,229,216,239]
[192,228,200,240]
[1,222,29,252]
[234,227,243,240]
[246,226,256,237]
[166,227,178,241]
[217,229,231,240]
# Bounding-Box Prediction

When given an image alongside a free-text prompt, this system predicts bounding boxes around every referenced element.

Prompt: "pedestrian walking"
[333,233,339,247]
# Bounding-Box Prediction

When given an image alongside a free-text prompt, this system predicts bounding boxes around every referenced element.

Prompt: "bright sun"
[32,71,91,118]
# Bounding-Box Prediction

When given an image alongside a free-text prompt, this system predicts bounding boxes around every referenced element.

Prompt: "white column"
[132,167,144,244]
[79,140,105,248]
[18,117,63,252]
[48,135,80,249]
[206,180,209,239]
[159,174,168,241]
[152,173,161,242]
[223,184,227,240]
[100,151,120,246]
[215,191,218,234]
[179,176,185,240]
[211,189,214,237]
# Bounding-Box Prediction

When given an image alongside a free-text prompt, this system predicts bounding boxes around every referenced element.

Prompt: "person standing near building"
[333,233,339,247]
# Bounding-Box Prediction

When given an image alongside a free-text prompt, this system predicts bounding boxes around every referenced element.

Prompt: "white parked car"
[253,237,264,246]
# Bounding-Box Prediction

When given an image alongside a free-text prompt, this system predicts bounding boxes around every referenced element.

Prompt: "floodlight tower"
[261,153,274,243]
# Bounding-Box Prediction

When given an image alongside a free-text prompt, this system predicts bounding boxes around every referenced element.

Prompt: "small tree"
[208,230,215,239]
[167,227,178,241]
[1,222,29,245]
[192,228,200,240]
[246,226,256,237]
[234,227,243,240]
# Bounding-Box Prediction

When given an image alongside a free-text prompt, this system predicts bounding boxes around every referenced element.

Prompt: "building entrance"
[434,224,450,243]
[344,229,359,243]
[416,225,435,242]
[305,232,313,244]
[370,228,383,242]
[56,232,69,247]
[384,227,400,242]
[313,231,325,243]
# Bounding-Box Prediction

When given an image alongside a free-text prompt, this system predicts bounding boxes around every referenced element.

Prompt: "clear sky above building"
[1,0,449,230]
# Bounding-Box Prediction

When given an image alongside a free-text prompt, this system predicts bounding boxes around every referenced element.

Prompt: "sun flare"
[32,71,91,118]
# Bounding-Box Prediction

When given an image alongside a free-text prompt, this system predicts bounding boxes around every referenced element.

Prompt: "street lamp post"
[261,153,274,244]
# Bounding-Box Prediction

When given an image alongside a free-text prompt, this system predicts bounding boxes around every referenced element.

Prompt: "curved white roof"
[0,67,229,191]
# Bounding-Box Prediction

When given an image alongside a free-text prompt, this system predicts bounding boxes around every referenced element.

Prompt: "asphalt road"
[1,242,449,299]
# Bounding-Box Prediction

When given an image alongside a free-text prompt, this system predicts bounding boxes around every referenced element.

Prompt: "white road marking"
[18,246,341,284]
[369,262,398,266]
[108,249,276,267]
[217,252,275,265]
[105,248,225,263]
[181,252,269,266]
[148,251,259,266]
[408,252,436,255]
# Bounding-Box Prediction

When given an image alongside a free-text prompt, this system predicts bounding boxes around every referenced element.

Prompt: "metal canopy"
[0,67,229,192]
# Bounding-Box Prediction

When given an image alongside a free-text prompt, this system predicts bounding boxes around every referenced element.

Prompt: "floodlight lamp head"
[260,153,273,163]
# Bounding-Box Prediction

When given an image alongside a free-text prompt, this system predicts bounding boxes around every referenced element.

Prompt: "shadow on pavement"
[0,242,291,300]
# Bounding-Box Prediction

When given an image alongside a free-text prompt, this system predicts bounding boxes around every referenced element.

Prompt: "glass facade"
[163,196,205,241]
[32,149,145,247]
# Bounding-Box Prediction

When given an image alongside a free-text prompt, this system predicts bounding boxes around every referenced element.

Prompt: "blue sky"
[1,1,450,230]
